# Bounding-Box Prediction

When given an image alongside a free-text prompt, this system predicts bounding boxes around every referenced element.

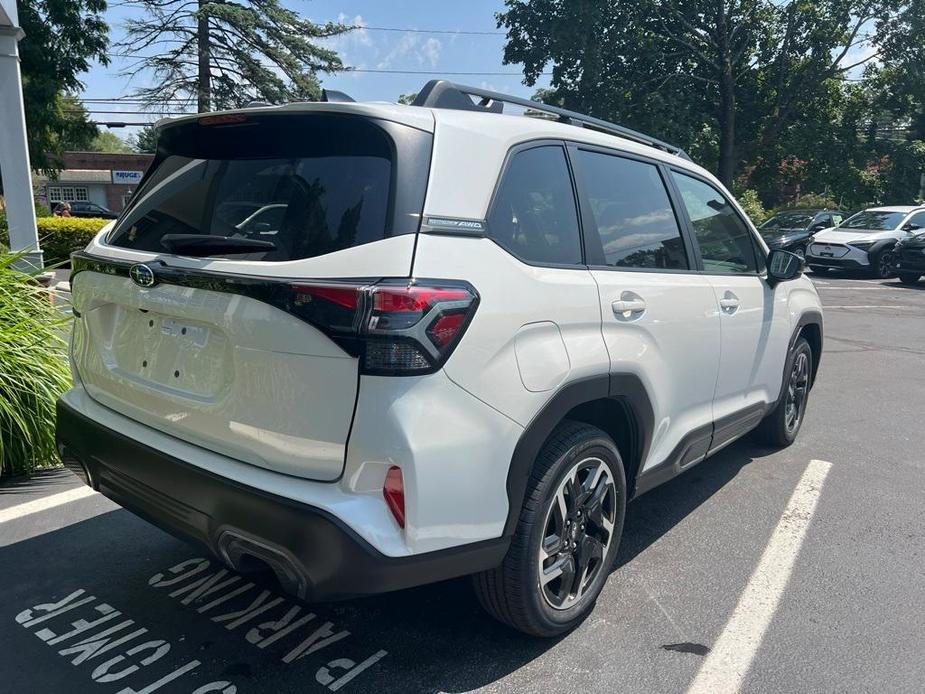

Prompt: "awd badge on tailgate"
[129,263,157,288]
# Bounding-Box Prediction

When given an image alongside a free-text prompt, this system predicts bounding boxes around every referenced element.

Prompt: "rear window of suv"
[108,114,431,261]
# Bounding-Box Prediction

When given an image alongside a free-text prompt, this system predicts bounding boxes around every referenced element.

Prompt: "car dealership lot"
[2,274,925,694]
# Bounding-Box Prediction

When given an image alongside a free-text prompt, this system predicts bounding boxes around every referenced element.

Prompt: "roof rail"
[412,80,690,160]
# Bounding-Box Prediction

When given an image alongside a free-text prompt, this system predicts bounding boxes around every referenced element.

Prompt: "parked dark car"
[758,208,850,259]
[891,232,925,284]
[68,201,118,219]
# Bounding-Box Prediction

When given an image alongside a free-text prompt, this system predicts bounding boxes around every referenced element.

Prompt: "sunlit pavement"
[2,272,924,693]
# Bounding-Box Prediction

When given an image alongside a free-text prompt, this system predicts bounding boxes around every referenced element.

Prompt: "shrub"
[736,189,768,226]
[779,192,841,212]
[0,252,72,476]
[36,217,109,265]
[0,216,108,265]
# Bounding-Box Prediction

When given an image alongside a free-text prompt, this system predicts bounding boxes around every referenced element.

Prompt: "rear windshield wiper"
[160,234,276,256]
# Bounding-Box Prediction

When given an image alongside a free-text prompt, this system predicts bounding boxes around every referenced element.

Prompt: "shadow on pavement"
[0,438,768,694]
[0,467,76,496]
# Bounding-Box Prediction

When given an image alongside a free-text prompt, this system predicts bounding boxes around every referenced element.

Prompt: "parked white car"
[56,81,823,636]
[806,205,925,278]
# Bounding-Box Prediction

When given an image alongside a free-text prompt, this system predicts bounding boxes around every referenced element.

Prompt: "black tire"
[808,265,827,274]
[899,273,921,285]
[755,337,813,447]
[473,421,627,637]
[871,249,895,279]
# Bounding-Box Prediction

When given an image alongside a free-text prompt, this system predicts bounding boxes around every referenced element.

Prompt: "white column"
[0,5,42,270]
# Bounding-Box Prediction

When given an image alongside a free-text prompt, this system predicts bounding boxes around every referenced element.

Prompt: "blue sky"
[80,0,551,137]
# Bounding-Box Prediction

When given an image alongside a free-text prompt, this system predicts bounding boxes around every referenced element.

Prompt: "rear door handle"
[719,291,740,313]
[612,292,646,320]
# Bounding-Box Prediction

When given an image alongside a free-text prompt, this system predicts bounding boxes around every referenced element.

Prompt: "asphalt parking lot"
[2,272,924,694]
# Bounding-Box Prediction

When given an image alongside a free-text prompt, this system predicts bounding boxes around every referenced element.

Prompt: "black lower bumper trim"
[892,260,925,274]
[806,256,866,270]
[56,399,508,601]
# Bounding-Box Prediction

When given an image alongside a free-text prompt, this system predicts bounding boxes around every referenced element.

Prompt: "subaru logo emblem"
[129,263,156,288]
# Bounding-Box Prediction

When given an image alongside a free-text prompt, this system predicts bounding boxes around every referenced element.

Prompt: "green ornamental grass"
[0,252,72,476]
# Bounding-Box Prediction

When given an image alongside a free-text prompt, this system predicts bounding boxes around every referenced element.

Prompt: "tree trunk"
[718,65,736,188]
[716,4,736,189]
[197,0,211,113]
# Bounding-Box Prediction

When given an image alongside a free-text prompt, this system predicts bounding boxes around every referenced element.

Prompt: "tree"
[118,0,352,112]
[89,130,134,153]
[16,0,109,171]
[497,0,900,188]
[128,125,159,154]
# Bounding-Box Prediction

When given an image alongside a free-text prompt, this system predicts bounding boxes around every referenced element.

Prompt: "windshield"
[107,114,430,261]
[837,211,906,231]
[760,212,814,230]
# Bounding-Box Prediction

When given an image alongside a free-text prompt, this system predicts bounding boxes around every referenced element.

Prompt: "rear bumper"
[56,399,508,601]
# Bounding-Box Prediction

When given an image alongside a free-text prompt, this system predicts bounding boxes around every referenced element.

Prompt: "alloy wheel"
[785,351,810,434]
[538,457,617,610]
[877,251,894,278]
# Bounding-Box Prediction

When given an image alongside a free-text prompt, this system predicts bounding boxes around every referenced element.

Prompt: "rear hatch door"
[70,109,432,481]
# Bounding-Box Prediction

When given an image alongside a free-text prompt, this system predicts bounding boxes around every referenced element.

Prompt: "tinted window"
[487,146,582,265]
[906,211,925,229]
[577,150,688,270]
[839,210,907,231]
[760,212,814,230]
[672,172,758,274]
[108,116,408,261]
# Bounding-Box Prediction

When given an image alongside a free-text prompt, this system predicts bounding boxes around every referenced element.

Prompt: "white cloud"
[336,13,372,48]
[419,38,442,67]
[377,32,418,69]
[375,32,442,69]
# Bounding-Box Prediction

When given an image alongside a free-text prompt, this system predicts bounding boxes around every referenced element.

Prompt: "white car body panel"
[706,274,792,422]
[411,234,610,427]
[59,98,824,572]
[591,269,720,472]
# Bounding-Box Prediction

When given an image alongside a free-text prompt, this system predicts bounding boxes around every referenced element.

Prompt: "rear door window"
[576,150,688,270]
[487,145,583,265]
[107,114,430,261]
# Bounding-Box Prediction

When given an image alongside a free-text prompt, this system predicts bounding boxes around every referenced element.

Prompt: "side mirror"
[767,249,803,285]
[902,223,921,232]
[810,222,829,231]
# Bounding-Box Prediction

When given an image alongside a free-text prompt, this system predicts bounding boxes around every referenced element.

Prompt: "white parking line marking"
[824,305,915,309]
[686,459,832,694]
[0,486,96,524]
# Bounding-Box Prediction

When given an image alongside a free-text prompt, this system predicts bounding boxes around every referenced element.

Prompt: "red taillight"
[383,466,405,528]
[287,279,478,376]
[372,286,471,313]
[295,284,360,309]
[427,312,466,347]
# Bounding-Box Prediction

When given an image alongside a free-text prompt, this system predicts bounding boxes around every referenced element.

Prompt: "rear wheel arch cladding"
[502,374,655,536]
[782,310,822,400]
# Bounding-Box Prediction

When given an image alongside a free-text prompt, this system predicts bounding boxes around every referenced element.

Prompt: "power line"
[355,25,504,36]
[68,109,191,115]
[346,68,540,75]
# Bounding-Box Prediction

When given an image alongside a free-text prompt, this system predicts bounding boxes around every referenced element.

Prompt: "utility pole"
[0,0,42,269]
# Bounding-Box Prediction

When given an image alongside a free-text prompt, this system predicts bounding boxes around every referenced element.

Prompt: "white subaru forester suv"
[57,81,822,637]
